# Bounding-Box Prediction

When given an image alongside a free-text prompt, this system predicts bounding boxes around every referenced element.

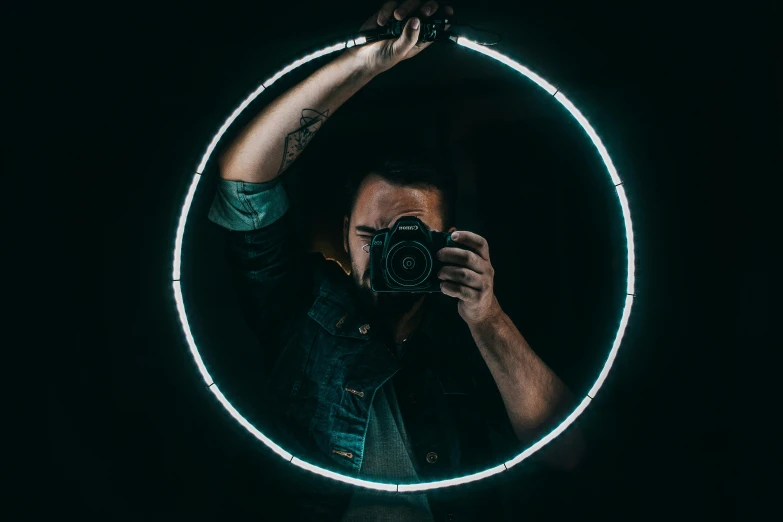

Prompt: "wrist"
[340,46,388,79]
[466,297,505,330]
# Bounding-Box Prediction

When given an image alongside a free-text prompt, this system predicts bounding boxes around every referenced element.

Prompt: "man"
[208,2,584,520]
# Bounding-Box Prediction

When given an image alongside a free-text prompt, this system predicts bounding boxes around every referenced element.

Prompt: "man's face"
[343,174,454,321]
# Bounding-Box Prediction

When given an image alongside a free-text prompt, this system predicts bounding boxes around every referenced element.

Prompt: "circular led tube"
[171,35,635,493]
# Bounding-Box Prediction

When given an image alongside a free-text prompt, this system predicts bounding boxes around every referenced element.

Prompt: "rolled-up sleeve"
[208,178,290,231]
[208,176,317,372]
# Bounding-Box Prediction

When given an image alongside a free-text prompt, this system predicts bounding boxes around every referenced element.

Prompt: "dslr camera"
[369,216,463,293]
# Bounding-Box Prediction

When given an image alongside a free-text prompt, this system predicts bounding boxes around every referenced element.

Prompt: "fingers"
[448,231,490,261]
[394,0,421,21]
[391,16,421,56]
[441,281,481,302]
[421,2,452,18]
[377,1,398,26]
[444,4,453,30]
[359,2,397,31]
[437,247,487,275]
[369,1,453,31]
[420,1,438,16]
[438,265,484,291]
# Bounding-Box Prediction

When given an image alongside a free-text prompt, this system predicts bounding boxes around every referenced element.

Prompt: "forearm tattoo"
[278,108,330,174]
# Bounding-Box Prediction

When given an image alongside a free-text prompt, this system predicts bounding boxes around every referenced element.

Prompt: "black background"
[38,1,777,520]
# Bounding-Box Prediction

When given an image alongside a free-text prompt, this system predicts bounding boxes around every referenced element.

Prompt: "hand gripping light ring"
[171,35,635,493]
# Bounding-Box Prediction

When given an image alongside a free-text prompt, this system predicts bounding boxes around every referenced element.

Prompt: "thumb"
[391,17,420,58]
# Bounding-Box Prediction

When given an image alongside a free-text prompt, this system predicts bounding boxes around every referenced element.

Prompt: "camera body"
[369,216,462,293]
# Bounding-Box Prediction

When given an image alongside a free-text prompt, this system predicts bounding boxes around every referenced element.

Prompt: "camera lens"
[386,241,432,287]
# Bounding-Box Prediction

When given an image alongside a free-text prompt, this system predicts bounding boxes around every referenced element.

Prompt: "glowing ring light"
[172,35,635,493]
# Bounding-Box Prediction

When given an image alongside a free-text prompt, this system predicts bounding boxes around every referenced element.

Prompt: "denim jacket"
[209,178,526,521]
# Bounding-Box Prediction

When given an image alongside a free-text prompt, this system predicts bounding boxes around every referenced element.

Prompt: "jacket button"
[426,451,438,464]
[445,514,456,522]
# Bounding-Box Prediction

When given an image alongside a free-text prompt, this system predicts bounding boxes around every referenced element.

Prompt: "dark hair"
[343,152,456,230]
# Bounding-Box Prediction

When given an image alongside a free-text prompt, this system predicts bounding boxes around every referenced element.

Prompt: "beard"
[349,253,423,326]
[356,278,422,321]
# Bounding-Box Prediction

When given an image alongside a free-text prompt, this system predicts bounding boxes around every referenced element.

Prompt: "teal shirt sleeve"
[207,178,290,231]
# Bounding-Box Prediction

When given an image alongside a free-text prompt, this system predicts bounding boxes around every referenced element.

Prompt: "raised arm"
[210,2,449,364]
[219,1,446,183]
[217,50,375,183]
